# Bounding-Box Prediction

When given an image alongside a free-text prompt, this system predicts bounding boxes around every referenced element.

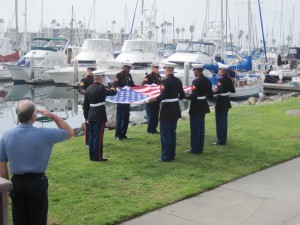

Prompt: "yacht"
[47,39,115,84]
[6,37,73,83]
[105,38,160,85]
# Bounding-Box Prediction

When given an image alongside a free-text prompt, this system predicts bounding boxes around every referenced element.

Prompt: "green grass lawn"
[43,98,300,224]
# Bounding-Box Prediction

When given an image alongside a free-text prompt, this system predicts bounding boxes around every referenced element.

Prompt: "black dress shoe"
[115,136,122,141]
[99,158,108,161]
[122,135,130,139]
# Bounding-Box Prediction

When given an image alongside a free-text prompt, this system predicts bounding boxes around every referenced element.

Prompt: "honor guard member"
[142,63,162,134]
[83,69,117,161]
[213,63,236,145]
[79,66,96,146]
[79,66,96,94]
[185,64,213,154]
[113,62,135,140]
[148,62,185,162]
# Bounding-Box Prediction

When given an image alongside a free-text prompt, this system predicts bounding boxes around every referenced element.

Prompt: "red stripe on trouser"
[98,122,105,161]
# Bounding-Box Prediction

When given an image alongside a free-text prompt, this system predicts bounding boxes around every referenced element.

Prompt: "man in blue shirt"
[0,100,74,225]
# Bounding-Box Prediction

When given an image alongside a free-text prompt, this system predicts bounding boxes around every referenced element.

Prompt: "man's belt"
[219,93,229,96]
[161,98,178,103]
[90,102,105,107]
[197,96,207,100]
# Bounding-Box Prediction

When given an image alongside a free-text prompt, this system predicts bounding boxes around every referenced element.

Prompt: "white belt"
[162,98,178,103]
[197,96,206,100]
[90,102,105,107]
[219,93,229,96]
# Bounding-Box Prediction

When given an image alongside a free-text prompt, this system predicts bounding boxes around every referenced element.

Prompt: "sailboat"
[207,0,263,99]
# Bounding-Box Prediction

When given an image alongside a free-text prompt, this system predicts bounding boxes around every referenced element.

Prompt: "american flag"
[106,85,191,104]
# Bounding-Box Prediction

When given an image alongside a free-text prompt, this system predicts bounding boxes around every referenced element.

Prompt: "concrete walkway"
[119,157,300,225]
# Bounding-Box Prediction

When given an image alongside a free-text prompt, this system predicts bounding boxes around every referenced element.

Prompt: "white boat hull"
[47,67,87,84]
[174,70,262,99]
[6,64,54,83]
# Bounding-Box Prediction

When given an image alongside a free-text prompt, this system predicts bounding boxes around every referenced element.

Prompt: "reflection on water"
[1,83,181,136]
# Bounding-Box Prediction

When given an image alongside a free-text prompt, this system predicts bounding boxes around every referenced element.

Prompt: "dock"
[263,83,300,92]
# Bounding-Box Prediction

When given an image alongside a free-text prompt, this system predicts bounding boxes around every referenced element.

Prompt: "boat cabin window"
[176,42,215,56]
[31,38,68,51]
[121,40,157,53]
[81,40,113,54]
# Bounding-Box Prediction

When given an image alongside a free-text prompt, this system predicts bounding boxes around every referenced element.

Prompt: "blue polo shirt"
[0,124,68,175]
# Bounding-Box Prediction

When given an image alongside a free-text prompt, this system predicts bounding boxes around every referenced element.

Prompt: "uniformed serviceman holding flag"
[113,62,136,140]
[185,63,213,154]
[83,69,117,161]
[213,63,236,146]
[148,62,185,162]
[142,63,162,134]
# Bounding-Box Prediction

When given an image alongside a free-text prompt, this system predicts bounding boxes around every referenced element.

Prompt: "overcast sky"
[1,0,299,46]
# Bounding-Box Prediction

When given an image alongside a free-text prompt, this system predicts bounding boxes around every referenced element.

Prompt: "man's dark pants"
[11,173,48,225]
[215,110,228,145]
[89,121,105,161]
[115,103,130,138]
[190,115,205,153]
[160,119,177,161]
[146,102,159,133]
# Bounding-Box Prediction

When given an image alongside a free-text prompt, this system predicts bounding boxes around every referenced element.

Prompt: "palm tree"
[78,21,83,29]
[176,28,180,41]
[166,22,172,43]
[50,19,57,29]
[238,30,244,48]
[272,39,276,48]
[148,31,153,40]
[189,25,194,41]
[120,27,125,42]
[229,34,234,44]
[181,28,186,39]
[112,20,116,35]
[161,28,166,43]
[155,25,159,42]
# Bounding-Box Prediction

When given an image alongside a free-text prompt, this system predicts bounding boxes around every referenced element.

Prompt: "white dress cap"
[218,63,229,70]
[92,69,106,76]
[192,63,204,70]
[151,63,160,67]
[162,62,176,68]
[123,62,133,67]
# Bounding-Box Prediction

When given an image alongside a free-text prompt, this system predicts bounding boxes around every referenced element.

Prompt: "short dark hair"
[16,100,36,124]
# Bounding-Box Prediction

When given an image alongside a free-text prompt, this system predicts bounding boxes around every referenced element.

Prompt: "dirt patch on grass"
[285,109,300,117]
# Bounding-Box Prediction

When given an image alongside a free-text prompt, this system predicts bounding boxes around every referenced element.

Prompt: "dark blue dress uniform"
[188,75,213,153]
[83,83,117,161]
[79,75,94,145]
[114,71,135,140]
[142,71,162,133]
[153,74,185,161]
[214,75,236,145]
[79,75,94,94]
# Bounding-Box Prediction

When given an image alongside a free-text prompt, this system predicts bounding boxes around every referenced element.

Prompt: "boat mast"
[140,0,144,35]
[291,6,294,47]
[279,0,283,49]
[247,0,251,56]
[258,0,267,63]
[220,0,224,60]
[41,0,43,37]
[15,0,19,51]
[24,0,27,50]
